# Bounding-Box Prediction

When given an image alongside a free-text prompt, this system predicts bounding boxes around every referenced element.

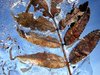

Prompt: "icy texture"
[72,57,93,75]
[67,0,79,5]
[0,0,94,75]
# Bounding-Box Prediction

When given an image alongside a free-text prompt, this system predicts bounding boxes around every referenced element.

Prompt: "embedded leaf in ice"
[12,12,33,27]
[17,52,66,68]
[64,7,90,45]
[79,1,89,12]
[59,1,88,30]
[31,0,48,11]
[50,0,63,17]
[69,29,100,64]
[31,0,50,17]
[13,12,56,32]
[30,16,56,32]
[17,28,60,48]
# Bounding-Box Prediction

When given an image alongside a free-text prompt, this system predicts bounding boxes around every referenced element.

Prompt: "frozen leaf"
[31,0,50,17]
[13,12,33,27]
[31,0,48,11]
[30,0,63,17]
[64,7,90,45]
[17,52,66,68]
[50,0,63,17]
[13,12,56,32]
[69,29,100,64]
[17,28,60,48]
[59,1,88,30]
[30,16,56,32]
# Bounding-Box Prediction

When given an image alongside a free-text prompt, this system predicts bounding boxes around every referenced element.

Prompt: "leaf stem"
[25,0,72,74]
[52,18,72,75]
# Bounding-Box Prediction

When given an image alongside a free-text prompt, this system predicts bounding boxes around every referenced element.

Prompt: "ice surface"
[72,57,93,75]
[0,0,94,75]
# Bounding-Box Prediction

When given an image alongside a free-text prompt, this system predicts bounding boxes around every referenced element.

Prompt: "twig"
[25,0,33,13]
[52,18,72,75]
[24,0,72,74]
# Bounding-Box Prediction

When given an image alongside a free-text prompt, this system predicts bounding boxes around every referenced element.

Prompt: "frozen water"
[0,0,96,75]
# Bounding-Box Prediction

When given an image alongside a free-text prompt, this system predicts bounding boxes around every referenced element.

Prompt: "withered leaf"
[59,1,88,30]
[69,29,100,64]
[17,52,66,68]
[17,28,60,48]
[64,7,90,45]
[31,16,56,32]
[13,12,33,27]
[50,0,63,17]
[13,12,56,32]
[31,0,51,17]
[31,0,48,12]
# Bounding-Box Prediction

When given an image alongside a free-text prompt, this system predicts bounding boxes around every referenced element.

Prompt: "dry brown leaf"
[13,12,56,32]
[31,0,51,17]
[69,29,100,64]
[31,0,48,12]
[17,28,60,48]
[59,1,88,30]
[64,7,90,45]
[13,12,33,27]
[30,0,63,17]
[50,0,63,17]
[30,16,56,32]
[17,52,66,68]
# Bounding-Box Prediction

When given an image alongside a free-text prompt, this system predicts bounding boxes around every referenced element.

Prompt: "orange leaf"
[31,0,51,17]
[59,1,88,30]
[13,12,56,32]
[17,52,66,68]
[69,29,100,64]
[64,7,90,45]
[17,28,60,48]
[31,0,48,12]
[31,16,56,32]
[13,12,33,27]
[50,0,63,17]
